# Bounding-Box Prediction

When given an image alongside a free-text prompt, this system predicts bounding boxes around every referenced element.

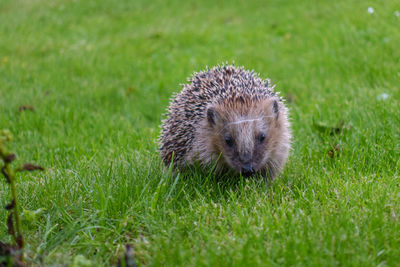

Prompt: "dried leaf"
[16,235,24,249]
[1,166,10,183]
[7,213,14,236]
[18,105,35,112]
[313,120,351,135]
[3,153,16,163]
[19,163,44,172]
[334,144,340,151]
[5,200,15,210]
[328,144,341,158]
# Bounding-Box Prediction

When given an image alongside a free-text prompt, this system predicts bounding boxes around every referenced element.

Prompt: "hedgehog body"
[159,65,291,180]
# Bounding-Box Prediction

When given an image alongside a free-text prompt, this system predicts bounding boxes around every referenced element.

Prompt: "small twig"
[0,129,43,264]
[0,130,25,262]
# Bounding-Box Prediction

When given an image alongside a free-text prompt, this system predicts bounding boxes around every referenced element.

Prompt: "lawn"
[1,0,399,265]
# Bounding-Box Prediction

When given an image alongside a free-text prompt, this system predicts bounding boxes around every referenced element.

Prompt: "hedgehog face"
[205,98,281,178]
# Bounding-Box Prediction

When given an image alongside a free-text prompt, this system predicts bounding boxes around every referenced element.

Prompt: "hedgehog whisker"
[227,118,263,126]
[219,115,274,133]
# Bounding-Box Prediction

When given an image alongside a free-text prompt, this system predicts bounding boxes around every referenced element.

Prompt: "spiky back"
[159,65,279,166]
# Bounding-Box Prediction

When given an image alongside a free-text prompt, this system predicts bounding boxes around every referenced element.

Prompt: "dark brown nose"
[241,164,255,177]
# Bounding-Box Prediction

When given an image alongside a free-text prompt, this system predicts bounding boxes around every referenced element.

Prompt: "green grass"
[1,0,400,265]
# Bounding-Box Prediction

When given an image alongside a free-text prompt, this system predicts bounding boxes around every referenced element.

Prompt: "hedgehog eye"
[225,135,234,147]
[258,133,266,143]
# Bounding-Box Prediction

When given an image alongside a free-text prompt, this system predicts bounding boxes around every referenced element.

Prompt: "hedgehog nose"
[241,164,255,177]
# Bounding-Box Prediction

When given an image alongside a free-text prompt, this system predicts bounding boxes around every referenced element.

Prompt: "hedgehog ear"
[207,107,219,127]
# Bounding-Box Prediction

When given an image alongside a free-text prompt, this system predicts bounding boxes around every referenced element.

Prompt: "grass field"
[1,0,400,265]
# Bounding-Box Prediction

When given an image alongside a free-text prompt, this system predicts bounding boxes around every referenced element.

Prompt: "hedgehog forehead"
[227,118,262,126]
[217,98,270,120]
[222,115,268,135]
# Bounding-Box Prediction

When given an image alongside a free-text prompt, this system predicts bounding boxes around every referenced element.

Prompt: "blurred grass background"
[1,0,399,265]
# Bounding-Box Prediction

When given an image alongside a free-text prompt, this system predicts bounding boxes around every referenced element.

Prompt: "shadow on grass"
[158,159,282,208]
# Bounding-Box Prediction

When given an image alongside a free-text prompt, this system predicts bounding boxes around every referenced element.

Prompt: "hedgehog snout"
[238,153,255,177]
[241,163,255,177]
[239,152,252,163]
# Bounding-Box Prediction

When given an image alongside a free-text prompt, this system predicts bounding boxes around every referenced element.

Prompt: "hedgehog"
[159,65,291,180]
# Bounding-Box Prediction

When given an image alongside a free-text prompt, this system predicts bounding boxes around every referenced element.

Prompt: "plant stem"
[1,134,25,262]
[5,162,25,261]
